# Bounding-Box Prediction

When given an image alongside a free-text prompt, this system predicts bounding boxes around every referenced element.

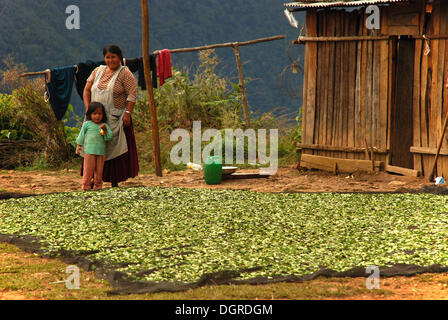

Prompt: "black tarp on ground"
[2,232,448,295]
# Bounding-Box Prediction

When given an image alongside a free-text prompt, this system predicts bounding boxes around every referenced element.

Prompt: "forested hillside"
[0,0,304,118]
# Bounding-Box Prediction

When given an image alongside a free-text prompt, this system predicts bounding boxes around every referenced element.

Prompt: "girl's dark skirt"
[81,120,139,184]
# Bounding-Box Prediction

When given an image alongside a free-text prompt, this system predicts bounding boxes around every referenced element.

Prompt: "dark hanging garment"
[126,56,158,90]
[150,54,158,89]
[125,58,145,89]
[149,54,158,89]
[138,58,147,90]
[74,60,105,100]
[125,58,139,73]
[45,66,76,121]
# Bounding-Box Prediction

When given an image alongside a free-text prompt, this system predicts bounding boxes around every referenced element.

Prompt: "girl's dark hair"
[86,102,107,123]
[103,44,124,64]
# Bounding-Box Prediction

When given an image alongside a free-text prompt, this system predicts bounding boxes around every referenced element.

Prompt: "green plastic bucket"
[204,156,222,185]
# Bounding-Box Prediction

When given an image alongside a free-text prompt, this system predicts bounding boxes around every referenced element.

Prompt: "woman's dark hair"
[103,44,124,64]
[86,101,107,123]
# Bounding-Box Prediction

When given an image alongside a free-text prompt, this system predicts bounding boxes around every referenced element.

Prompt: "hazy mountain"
[0,0,304,119]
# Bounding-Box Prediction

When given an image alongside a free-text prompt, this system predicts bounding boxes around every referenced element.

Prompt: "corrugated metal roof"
[285,0,409,10]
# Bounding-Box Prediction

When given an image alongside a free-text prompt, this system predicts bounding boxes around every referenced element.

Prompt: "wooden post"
[364,138,370,160]
[428,109,448,182]
[232,44,251,128]
[141,0,162,177]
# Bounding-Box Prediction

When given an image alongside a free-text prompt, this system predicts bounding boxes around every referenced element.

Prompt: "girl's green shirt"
[76,121,113,156]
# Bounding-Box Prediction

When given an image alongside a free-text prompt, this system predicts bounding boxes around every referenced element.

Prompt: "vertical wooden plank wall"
[300,2,448,177]
[348,11,358,160]
[379,11,389,165]
[354,10,365,160]
[443,4,448,177]
[318,9,326,157]
[413,2,448,177]
[302,10,318,155]
[332,10,342,159]
[435,2,444,177]
[413,38,423,173]
[430,2,440,176]
[436,2,447,177]
[301,8,389,163]
[325,9,335,158]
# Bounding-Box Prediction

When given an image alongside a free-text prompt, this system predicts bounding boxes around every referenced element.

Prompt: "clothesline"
[20,34,285,128]
[20,55,156,78]
[20,35,285,78]
[167,34,286,53]
[40,54,166,121]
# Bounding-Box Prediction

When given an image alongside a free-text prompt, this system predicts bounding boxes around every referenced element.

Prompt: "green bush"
[0,86,72,169]
[62,104,82,149]
[134,50,244,134]
[0,93,33,141]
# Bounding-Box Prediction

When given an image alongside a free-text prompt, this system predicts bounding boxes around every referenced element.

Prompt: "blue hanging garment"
[45,66,76,120]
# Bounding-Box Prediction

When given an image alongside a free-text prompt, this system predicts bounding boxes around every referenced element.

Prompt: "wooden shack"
[286,0,448,178]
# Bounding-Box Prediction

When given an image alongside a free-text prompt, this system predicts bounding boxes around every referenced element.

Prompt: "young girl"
[76,102,113,190]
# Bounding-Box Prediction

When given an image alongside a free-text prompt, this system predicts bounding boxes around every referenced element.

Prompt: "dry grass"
[3,242,448,300]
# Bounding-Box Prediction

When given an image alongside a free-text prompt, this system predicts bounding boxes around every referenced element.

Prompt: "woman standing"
[82,44,139,187]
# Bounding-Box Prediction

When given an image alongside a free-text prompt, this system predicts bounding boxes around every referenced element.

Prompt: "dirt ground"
[1,166,448,300]
[0,166,438,195]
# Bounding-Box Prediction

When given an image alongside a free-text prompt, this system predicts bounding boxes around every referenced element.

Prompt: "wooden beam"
[385,165,421,177]
[296,143,388,154]
[141,0,162,177]
[411,146,448,156]
[165,35,286,54]
[412,35,448,40]
[232,45,251,128]
[294,36,390,43]
[293,35,448,45]
[300,154,383,173]
[20,71,50,78]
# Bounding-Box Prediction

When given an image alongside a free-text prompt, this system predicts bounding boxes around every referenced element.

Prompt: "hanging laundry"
[149,54,159,89]
[45,66,76,121]
[125,56,157,90]
[124,58,139,73]
[156,49,172,86]
[74,60,105,100]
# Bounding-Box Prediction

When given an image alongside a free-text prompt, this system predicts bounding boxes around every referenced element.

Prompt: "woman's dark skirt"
[81,120,139,184]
